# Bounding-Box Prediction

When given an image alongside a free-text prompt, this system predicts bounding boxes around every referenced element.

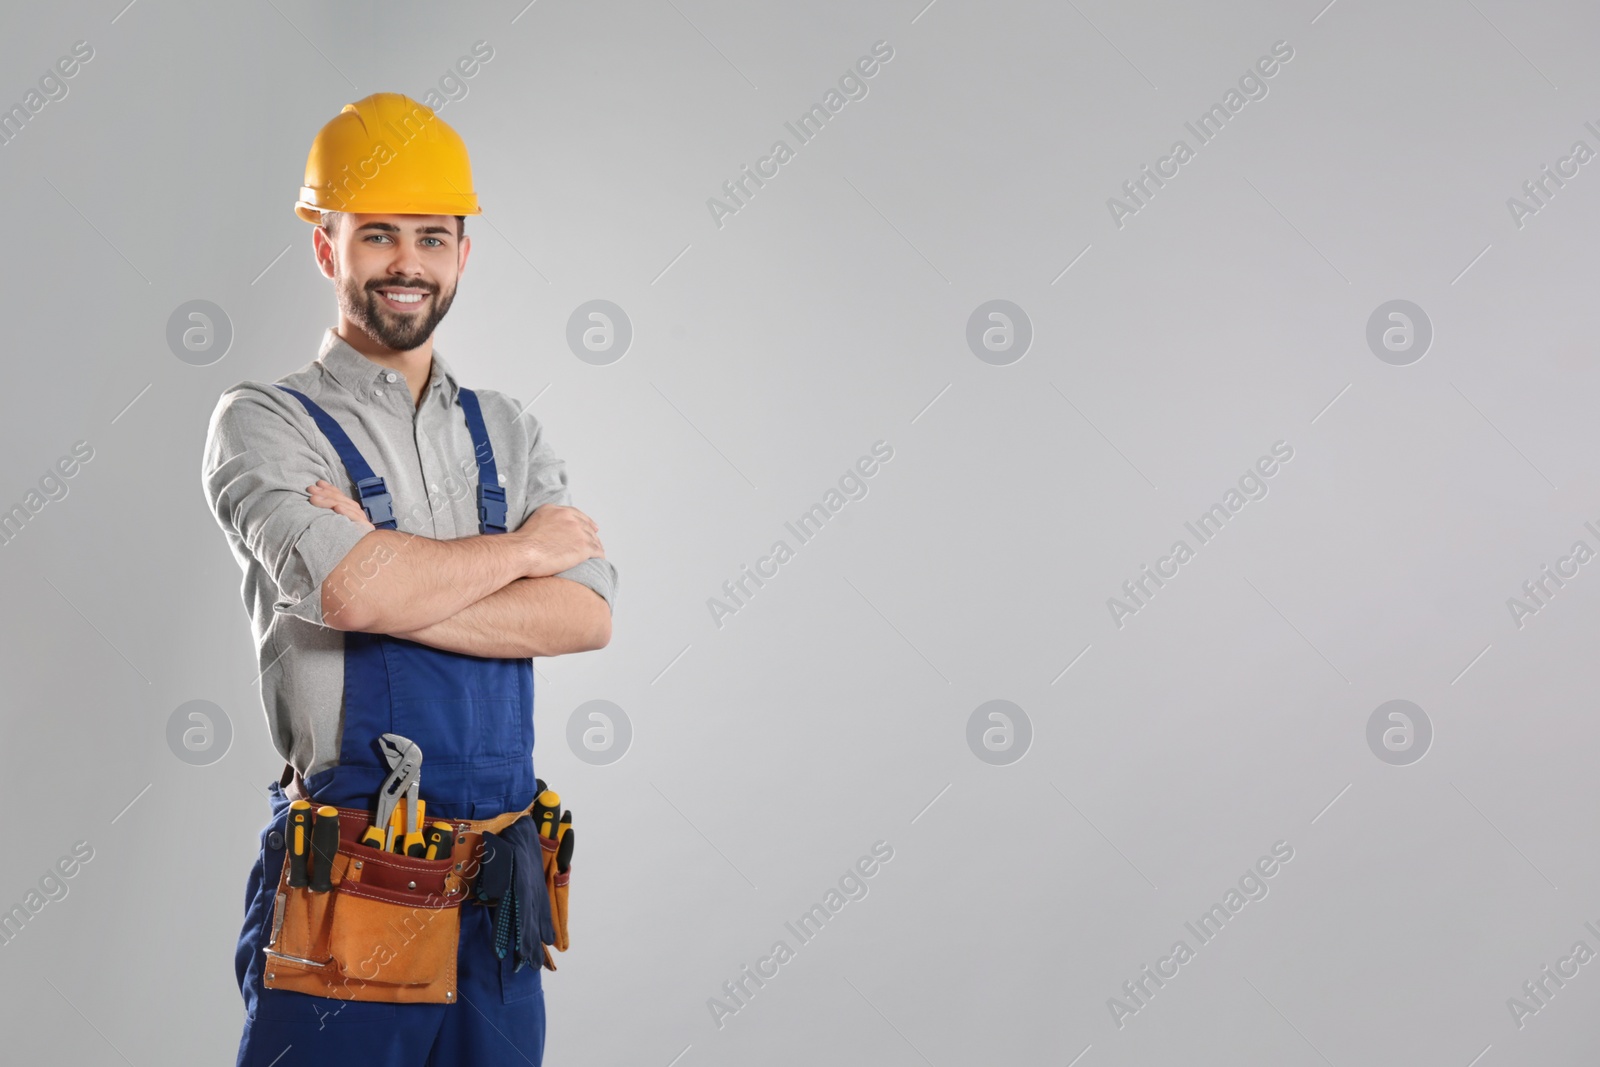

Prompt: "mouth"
[375,287,432,312]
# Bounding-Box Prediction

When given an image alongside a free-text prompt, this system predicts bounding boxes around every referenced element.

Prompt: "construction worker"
[200,92,615,1066]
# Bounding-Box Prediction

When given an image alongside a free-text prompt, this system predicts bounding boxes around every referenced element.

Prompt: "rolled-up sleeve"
[201,385,373,628]
[523,412,618,613]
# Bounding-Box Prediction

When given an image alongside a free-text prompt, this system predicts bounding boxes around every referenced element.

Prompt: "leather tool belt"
[262,770,570,1006]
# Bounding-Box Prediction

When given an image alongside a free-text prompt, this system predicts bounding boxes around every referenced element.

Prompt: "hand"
[516,503,604,577]
[307,479,376,531]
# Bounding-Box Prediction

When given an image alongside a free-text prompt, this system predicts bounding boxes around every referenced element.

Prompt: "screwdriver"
[384,797,425,853]
[533,790,560,839]
[556,811,574,874]
[423,821,456,861]
[287,799,312,889]
[309,806,340,893]
[402,797,427,857]
[386,804,404,853]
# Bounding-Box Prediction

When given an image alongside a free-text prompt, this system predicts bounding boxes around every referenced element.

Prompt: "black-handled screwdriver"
[424,821,456,861]
[287,799,312,888]
[533,790,560,840]
[556,824,574,875]
[309,806,340,892]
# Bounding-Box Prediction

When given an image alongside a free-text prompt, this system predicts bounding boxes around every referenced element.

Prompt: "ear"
[311,224,337,280]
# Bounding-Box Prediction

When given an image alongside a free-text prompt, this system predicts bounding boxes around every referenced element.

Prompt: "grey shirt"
[201,327,617,780]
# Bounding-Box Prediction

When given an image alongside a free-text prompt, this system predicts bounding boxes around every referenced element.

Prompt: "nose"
[384,240,427,282]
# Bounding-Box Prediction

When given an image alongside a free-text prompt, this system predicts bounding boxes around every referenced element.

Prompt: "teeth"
[383,291,425,303]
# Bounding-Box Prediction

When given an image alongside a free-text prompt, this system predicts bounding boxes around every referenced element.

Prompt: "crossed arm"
[313,480,611,658]
[395,575,607,658]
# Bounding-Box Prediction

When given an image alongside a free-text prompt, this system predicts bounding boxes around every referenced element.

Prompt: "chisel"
[309,806,340,892]
[287,799,312,889]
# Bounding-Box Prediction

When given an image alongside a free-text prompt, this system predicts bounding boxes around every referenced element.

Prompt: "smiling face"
[314,212,469,354]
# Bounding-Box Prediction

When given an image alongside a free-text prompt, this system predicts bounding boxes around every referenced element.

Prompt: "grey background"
[1,0,1596,1063]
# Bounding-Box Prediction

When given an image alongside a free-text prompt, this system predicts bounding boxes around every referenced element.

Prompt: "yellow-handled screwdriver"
[533,789,560,839]
[383,797,426,853]
[402,797,427,857]
[287,800,312,888]
[308,806,340,893]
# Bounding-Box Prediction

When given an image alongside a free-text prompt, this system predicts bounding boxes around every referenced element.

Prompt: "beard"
[336,269,457,352]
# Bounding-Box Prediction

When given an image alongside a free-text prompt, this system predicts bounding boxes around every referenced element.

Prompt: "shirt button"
[386,372,398,383]
[373,390,382,398]
[267,830,284,851]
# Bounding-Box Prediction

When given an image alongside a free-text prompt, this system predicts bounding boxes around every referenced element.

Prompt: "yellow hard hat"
[294,92,481,224]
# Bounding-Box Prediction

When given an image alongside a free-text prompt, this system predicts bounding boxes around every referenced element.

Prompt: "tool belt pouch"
[542,833,570,954]
[474,819,567,971]
[263,809,468,1005]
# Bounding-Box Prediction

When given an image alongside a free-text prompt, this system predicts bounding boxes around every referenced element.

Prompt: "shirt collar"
[316,328,460,408]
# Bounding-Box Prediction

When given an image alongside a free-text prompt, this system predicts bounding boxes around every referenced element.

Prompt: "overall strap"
[457,387,507,535]
[275,385,397,529]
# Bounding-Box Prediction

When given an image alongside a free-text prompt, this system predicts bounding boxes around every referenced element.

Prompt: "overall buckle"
[355,476,396,527]
[477,484,507,534]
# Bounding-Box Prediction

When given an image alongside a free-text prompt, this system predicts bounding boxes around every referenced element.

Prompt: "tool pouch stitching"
[263,794,565,997]
[263,810,479,1004]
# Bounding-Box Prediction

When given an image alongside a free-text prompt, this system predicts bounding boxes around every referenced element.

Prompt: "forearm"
[321,528,532,633]
[392,575,612,658]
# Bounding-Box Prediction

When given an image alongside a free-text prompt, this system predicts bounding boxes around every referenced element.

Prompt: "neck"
[335,321,433,409]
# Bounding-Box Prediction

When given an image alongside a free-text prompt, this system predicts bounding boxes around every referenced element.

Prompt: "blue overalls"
[234,385,546,1066]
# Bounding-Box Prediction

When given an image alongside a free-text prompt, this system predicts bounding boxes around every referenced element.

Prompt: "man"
[201,92,615,1066]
